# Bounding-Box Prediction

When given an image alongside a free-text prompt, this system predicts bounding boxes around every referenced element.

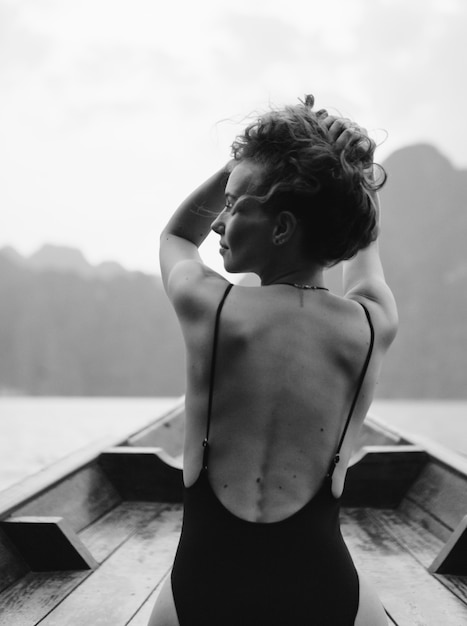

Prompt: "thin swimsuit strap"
[327,302,375,478]
[202,282,234,471]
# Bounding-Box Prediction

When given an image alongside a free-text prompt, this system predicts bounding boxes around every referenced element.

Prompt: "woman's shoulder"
[276,291,391,371]
[166,259,231,321]
[344,287,398,352]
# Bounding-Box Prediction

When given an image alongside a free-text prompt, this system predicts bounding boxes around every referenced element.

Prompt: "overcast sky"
[1,0,465,274]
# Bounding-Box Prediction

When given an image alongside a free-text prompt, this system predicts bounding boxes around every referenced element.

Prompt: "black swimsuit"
[171,283,375,626]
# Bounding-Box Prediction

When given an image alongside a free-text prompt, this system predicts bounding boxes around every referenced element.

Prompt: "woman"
[150,95,398,625]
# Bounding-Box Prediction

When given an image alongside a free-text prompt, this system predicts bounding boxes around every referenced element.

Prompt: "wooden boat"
[1,398,467,625]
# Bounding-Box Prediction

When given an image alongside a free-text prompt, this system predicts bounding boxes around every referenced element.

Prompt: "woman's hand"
[320,114,375,166]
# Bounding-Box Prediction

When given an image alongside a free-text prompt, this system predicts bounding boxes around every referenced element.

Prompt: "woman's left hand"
[320,115,373,161]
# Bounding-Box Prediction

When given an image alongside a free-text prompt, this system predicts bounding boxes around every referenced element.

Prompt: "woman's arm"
[159,163,233,293]
[323,115,398,344]
[342,197,398,346]
[342,187,383,295]
[342,179,398,349]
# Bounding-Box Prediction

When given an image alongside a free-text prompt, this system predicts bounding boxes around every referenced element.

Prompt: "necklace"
[278,282,329,291]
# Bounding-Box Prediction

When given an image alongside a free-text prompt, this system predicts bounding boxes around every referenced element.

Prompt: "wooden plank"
[11,464,121,534]
[0,505,179,626]
[398,497,453,542]
[341,507,467,625]
[0,398,180,520]
[430,515,467,575]
[435,574,467,606]
[0,570,89,626]
[385,611,398,626]
[375,509,444,568]
[368,412,467,477]
[357,419,403,447]
[38,505,182,626]
[401,461,467,536]
[78,501,167,564]
[343,446,428,508]
[127,404,185,457]
[127,572,169,626]
[99,447,183,502]
[0,517,97,571]
[0,529,29,595]
[371,509,467,607]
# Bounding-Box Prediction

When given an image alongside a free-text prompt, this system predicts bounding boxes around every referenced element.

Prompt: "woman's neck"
[260,266,326,289]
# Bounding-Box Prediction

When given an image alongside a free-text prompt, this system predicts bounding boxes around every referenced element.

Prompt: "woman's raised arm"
[322,114,398,344]
[159,163,233,293]
[342,178,398,345]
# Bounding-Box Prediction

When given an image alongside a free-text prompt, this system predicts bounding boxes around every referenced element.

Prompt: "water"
[0,397,466,493]
[0,397,177,492]
[371,400,467,459]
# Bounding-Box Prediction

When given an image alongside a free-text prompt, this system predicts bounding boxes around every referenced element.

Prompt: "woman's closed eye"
[224,199,240,216]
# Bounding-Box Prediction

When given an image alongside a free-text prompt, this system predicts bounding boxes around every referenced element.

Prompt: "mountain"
[0,143,466,398]
[0,247,185,396]
[18,244,128,279]
[0,246,25,266]
[28,245,93,275]
[375,144,467,398]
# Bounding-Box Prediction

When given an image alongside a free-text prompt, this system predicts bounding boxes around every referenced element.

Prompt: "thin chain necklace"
[278,282,329,291]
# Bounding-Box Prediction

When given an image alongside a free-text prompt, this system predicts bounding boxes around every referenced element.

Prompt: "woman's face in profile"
[211,161,275,275]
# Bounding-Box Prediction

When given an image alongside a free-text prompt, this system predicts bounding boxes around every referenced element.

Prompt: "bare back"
[177,280,382,523]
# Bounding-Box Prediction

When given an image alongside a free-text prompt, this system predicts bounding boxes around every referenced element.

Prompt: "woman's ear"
[272,211,298,245]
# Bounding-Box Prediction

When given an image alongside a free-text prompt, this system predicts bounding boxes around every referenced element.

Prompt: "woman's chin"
[220,252,252,275]
[222,260,242,275]
[223,261,236,273]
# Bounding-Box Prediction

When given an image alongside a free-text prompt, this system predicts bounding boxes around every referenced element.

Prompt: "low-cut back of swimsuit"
[171,283,375,626]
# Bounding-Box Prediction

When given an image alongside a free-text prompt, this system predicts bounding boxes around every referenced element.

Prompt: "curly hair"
[230,95,387,267]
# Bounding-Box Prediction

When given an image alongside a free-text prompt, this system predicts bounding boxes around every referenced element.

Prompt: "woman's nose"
[211,212,225,235]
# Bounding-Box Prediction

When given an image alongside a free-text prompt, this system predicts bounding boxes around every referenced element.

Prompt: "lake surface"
[0,397,466,493]
[0,397,177,492]
[371,400,467,458]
